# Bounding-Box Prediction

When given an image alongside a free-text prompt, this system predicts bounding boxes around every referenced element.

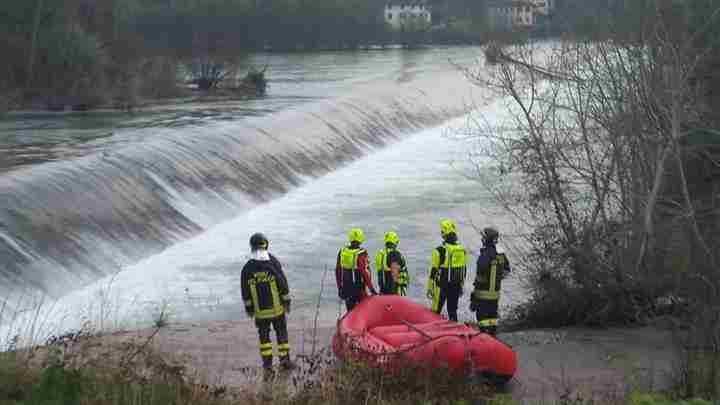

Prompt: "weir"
[0,69,476,300]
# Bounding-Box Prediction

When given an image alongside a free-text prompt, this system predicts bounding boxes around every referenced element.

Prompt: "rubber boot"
[261,356,274,382]
[279,355,296,371]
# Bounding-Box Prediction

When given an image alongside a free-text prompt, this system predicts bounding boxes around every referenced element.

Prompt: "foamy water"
[1,97,530,347]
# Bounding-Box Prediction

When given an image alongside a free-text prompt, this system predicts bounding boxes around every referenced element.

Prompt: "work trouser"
[256,314,290,369]
[474,298,499,336]
[345,294,361,312]
[433,283,462,322]
[380,283,396,295]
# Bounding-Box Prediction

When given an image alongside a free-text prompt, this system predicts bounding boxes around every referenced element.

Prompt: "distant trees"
[0,0,494,111]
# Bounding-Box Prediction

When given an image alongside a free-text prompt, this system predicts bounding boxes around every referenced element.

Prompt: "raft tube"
[332,295,517,383]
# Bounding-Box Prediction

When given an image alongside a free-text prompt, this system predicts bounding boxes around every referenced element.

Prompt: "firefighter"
[375,231,409,296]
[426,220,467,322]
[336,228,377,311]
[470,227,511,336]
[241,232,294,374]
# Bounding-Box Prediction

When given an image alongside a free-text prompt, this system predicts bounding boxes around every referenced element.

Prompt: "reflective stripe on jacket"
[241,254,290,319]
[473,245,510,301]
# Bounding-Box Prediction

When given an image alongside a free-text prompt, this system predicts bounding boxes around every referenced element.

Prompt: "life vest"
[439,243,467,286]
[375,247,408,294]
[340,246,366,297]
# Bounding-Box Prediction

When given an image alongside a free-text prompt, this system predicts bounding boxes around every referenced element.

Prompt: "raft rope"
[339,304,487,360]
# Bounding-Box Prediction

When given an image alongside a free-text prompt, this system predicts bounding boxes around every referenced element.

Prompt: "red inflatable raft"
[332,295,517,383]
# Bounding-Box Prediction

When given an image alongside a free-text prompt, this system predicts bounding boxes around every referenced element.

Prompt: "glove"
[283,301,291,314]
[469,300,478,312]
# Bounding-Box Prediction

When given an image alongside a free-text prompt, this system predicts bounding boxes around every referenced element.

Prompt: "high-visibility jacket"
[375,247,408,295]
[335,246,373,299]
[241,254,290,319]
[427,242,468,291]
[472,245,510,301]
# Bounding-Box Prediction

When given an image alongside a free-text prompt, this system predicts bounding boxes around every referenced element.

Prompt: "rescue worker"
[375,231,409,296]
[241,233,294,374]
[336,228,377,311]
[426,220,467,322]
[470,227,511,336]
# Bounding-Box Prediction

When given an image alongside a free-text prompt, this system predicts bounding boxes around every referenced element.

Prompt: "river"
[0,46,527,343]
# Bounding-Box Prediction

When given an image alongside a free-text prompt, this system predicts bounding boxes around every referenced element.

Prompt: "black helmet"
[481,227,499,244]
[249,232,269,250]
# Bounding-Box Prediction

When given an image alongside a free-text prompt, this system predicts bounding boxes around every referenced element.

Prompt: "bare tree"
[463,2,720,334]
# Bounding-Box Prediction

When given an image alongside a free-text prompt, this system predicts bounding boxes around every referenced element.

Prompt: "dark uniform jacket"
[241,254,290,319]
[474,244,510,300]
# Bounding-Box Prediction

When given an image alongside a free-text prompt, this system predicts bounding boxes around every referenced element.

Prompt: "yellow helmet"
[440,219,457,237]
[384,231,400,246]
[348,228,365,243]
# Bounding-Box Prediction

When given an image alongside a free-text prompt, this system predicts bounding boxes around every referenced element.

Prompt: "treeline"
[0,0,488,111]
[477,0,720,397]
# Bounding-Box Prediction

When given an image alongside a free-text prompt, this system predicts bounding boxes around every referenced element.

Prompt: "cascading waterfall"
[0,69,478,301]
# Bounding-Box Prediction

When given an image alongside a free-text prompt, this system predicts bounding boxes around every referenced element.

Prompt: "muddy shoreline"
[93,315,678,402]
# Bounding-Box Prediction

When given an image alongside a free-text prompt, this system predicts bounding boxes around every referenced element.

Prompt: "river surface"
[0,47,528,342]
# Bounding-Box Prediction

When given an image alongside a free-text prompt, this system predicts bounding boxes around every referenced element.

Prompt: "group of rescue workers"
[240,219,511,375]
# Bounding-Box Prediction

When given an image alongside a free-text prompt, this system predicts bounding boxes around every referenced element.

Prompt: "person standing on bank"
[336,228,377,311]
[426,220,468,322]
[375,231,409,296]
[241,233,294,374]
[470,227,511,336]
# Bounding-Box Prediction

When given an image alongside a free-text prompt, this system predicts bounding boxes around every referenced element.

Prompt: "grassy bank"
[1,348,713,405]
[0,322,715,405]
[0,331,493,405]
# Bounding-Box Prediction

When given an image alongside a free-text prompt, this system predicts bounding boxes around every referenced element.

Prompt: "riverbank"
[1,90,264,116]
[1,84,267,115]
[57,316,678,403]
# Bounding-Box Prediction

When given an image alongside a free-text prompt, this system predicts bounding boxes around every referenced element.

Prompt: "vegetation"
[468,0,720,399]
[0,327,495,405]
[0,330,714,405]
[0,0,490,112]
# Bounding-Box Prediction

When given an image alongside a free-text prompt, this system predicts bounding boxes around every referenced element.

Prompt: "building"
[385,2,432,30]
[488,0,554,30]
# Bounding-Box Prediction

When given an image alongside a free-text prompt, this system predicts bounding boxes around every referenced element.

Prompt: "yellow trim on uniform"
[474,254,505,301]
[278,343,290,354]
[260,343,273,356]
[250,272,285,319]
[431,282,441,313]
[473,290,499,300]
[427,249,441,311]
[478,318,498,327]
